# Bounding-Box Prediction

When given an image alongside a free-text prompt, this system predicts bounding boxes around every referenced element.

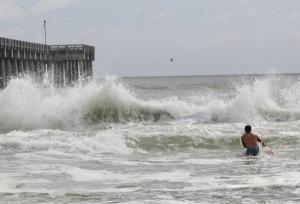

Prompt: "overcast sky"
[0,0,300,76]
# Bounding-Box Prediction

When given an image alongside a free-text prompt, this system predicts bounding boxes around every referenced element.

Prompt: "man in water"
[241,125,265,156]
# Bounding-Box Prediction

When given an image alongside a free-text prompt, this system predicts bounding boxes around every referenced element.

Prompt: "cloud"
[0,0,25,19]
[31,0,80,15]
[154,8,173,19]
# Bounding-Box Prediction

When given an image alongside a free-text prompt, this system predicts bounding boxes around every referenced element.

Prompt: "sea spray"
[82,77,194,123]
[0,76,191,131]
[0,75,300,132]
[191,77,300,123]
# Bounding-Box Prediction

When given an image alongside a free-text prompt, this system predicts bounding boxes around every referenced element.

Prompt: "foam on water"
[82,76,191,123]
[0,75,300,132]
[0,128,133,154]
[0,75,299,154]
[0,76,193,132]
[193,77,300,123]
[63,165,191,183]
[1,74,300,203]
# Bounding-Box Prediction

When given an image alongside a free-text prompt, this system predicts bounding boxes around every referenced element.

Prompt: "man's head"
[245,125,251,133]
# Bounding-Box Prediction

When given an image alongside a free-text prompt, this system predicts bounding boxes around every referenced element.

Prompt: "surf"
[0,76,191,132]
[0,74,300,132]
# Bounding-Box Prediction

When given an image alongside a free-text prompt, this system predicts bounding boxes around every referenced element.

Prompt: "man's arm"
[256,136,265,147]
[241,136,246,148]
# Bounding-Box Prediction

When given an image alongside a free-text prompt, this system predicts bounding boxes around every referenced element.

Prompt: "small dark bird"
[170,58,174,62]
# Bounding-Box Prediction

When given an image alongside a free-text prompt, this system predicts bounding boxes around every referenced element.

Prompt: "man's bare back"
[241,125,264,156]
[241,133,263,148]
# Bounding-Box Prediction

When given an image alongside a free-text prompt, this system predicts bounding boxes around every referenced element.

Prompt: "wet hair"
[245,125,251,133]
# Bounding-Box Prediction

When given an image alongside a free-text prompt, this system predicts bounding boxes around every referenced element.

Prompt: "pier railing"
[0,37,49,52]
[0,36,95,88]
[49,44,94,61]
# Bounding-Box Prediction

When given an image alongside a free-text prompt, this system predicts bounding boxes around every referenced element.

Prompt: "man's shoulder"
[242,133,257,138]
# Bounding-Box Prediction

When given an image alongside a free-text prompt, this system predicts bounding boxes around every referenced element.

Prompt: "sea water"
[0,74,300,203]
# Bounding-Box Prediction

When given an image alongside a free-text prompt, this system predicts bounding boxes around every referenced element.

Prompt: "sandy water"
[0,74,300,203]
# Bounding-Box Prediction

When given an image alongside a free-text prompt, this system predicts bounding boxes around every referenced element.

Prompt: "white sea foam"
[0,75,300,132]
[0,76,193,132]
[178,169,300,193]
[0,75,299,204]
[0,128,131,154]
[193,78,300,123]
[63,165,191,183]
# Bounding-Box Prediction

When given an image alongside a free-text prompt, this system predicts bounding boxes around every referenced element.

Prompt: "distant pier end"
[0,37,95,88]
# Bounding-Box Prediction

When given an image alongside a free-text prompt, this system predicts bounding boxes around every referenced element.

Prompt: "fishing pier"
[0,37,95,88]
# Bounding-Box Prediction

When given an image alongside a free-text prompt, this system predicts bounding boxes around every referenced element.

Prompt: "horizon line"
[106,72,300,78]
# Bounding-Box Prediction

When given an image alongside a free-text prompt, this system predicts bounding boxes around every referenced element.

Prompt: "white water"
[0,74,300,203]
[0,75,299,131]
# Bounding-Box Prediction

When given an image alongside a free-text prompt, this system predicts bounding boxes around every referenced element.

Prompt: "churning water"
[0,74,300,203]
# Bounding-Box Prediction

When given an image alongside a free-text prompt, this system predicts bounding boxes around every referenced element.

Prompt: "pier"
[0,37,95,88]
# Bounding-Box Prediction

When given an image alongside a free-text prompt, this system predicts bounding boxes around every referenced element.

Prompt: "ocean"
[0,74,300,203]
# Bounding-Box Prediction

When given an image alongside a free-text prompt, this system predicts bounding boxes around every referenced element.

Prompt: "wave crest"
[0,76,190,132]
[191,77,300,123]
[0,75,300,132]
[82,78,175,123]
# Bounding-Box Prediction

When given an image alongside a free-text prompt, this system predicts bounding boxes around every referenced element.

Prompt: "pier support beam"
[6,59,12,80]
[18,60,24,75]
[24,60,29,74]
[0,58,6,87]
[12,59,17,77]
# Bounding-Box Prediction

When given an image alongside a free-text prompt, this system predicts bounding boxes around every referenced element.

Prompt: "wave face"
[81,77,184,123]
[0,76,191,132]
[0,74,300,132]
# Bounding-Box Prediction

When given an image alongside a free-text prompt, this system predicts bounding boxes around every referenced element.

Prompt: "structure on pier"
[0,37,95,88]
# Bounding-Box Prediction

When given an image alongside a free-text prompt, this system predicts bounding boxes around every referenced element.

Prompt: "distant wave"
[133,85,169,90]
[188,78,300,123]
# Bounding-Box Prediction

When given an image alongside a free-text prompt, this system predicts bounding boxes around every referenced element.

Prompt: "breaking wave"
[82,77,183,123]
[0,74,299,132]
[190,76,300,123]
[0,76,191,132]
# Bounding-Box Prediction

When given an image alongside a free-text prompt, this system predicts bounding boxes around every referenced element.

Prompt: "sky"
[0,0,300,76]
